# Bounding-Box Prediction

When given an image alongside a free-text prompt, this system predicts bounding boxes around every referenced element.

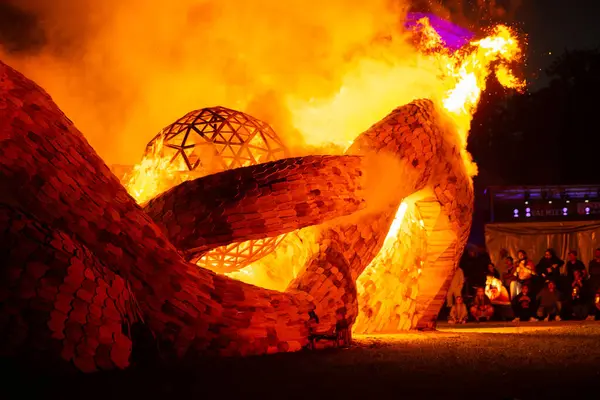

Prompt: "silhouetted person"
[470,287,494,322]
[566,250,586,282]
[448,295,468,324]
[588,248,600,294]
[536,281,562,321]
[503,256,517,291]
[511,250,535,299]
[536,248,563,284]
[571,270,590,320]
[335,308,350,347]
[512,284,536,322]
[593,290,600,320]
[487,263,500,279]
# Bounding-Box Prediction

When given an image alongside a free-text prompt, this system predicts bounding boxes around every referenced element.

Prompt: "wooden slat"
[412,197,459,329]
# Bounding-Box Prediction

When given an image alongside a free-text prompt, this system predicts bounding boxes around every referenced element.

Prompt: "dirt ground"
[5,321,600,400]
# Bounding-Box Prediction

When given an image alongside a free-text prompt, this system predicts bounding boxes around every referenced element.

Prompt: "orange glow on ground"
[354,332,442,342]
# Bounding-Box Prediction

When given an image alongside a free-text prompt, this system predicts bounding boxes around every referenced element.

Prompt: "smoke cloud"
[0,0,521,165]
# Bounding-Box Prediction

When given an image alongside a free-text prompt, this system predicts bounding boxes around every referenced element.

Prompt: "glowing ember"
[405,12,475,51]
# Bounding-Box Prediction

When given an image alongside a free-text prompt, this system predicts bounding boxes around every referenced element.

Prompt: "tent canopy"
[485,220,600,275]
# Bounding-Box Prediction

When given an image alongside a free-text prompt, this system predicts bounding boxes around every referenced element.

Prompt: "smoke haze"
[0,0,522,165]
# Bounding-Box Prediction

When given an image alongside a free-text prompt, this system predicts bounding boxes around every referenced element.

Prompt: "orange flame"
[119,16,524,296]
[124,137,189,204]
[210,19,525,299]
[441,23,524,148]
[125,17,523,203]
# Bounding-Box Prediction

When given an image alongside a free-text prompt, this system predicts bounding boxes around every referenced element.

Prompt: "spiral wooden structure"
[0,59,473,373]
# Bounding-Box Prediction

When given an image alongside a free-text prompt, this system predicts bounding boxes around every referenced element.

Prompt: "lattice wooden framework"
[146,106,290,273]
[194,235,287,273]
[146,106,287,174]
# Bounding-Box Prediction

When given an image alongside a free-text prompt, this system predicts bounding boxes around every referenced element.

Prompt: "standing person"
[536,248,564,284]
[565,250,587,282]
[499,248,509,262]
[470,287,494,322]
[487,263,500,279]
[448,295,468,324]
[512,284,537,322]
[460,247,488,297]
[571,269,590,320]
[447,267,465,308]
[588,248,600,294]
[503,256,517,291]
[592,290,600,321]
[536,281,562,321]
[510,250,536,299]
[335,308,351,348]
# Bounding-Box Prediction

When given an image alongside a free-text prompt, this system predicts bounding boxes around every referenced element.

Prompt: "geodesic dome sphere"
[146,106,288,176]
[148,106,289,274]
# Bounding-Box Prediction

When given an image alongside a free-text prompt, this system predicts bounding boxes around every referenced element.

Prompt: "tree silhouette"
[469,47,600,187]
[546,48,600,88]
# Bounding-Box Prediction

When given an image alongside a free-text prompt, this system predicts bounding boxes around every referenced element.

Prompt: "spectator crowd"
[446,247,600,324]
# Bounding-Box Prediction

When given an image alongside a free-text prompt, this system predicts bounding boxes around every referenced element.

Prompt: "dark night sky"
[521,0,600,88]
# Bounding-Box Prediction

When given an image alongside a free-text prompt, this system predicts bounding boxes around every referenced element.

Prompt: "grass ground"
[6,321,600,400]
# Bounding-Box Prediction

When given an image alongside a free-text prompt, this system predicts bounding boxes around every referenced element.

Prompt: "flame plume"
[121,16,524,307]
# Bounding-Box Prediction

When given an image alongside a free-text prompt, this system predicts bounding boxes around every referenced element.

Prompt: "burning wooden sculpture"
[0,10,528,372]
[0,59,473,372]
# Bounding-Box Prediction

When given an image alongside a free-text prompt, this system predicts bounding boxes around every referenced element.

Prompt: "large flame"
[118,15,523,297]
[125,137,190,204]
[213,21,524,313]
[124,16,523,204]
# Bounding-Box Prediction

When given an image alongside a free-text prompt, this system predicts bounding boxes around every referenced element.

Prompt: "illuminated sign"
[577,202,600,215]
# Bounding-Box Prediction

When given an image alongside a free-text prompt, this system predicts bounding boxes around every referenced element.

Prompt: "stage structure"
[486,185,600,271]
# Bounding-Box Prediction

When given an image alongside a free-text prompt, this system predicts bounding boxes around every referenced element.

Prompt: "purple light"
[562,207,568,212]
[526,212,531,217]
[525,208,531,213]
[513,208,519,214]
[586,207,591,215]
[405,12,475,51]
